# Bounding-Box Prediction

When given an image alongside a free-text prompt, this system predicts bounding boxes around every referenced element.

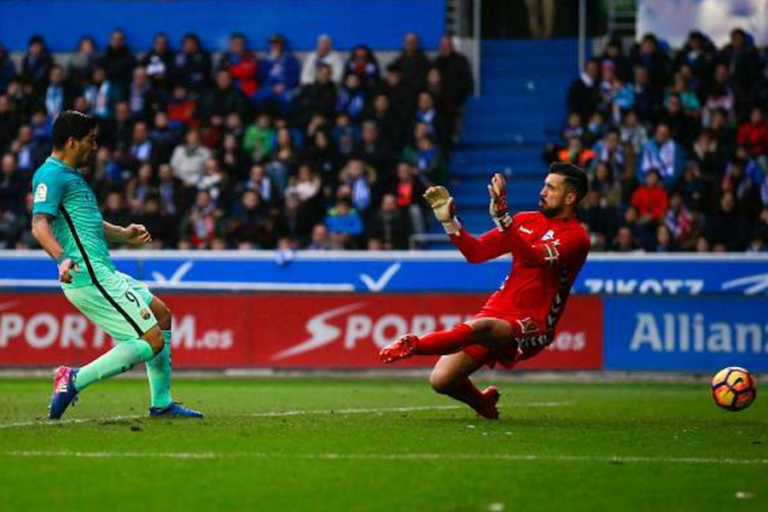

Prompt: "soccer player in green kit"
[32,111,202,420]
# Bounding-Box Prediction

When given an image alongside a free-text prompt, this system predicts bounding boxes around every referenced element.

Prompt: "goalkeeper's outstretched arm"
[423,185,507,264]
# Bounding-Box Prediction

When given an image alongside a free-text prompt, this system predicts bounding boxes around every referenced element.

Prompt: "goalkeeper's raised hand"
[488,173,513,231]
[423,186,461,235]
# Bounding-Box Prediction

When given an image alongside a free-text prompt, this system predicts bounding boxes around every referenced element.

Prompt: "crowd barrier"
[0,251,766,372]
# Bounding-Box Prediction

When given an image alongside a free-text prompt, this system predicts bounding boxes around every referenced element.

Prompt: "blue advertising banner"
[1,252,767,295]
[604,296,768,372]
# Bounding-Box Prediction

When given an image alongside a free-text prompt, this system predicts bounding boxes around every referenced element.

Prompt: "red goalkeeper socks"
[416,323,476,355]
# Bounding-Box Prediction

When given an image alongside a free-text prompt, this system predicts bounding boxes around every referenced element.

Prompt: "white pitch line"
[4,451,768,466]
[0,402,572,429]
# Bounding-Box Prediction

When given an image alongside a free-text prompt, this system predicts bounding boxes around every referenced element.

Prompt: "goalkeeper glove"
[423,186,461,235]
[488,173,513,231]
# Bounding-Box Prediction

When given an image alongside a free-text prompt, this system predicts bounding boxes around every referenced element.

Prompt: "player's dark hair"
[52,110,97,149]
[549,162,588,203]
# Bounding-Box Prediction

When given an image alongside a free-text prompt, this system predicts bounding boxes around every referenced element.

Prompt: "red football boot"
[475,386,501,420]
[379,334,420,363]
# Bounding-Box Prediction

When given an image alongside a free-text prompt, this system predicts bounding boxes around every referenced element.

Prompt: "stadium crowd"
[0,31,473,250]
[555,29,768,253]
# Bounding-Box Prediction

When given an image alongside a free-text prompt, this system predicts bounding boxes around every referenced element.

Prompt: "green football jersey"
[32,156,115,288]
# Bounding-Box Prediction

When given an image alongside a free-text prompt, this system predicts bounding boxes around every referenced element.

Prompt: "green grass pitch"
[0,376,766,511]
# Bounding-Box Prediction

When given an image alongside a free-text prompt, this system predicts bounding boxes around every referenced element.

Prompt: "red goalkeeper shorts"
[463,310,553,369]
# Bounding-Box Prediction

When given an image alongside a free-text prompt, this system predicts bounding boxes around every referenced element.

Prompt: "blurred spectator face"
[667,95,682,114]
[92,67,107,84]
[153,33,169,53]
[106,192,123,210]
[381,194,397,213]
[297,164,313,181]
[731,30,746,51]
[655,124,670,144]
[670,192,683,211]
[203,158,219,175]
[229,35,246,55]
[317,35,331,56]
[336,199,351,214]
[361,121,378,144]
[18,126,33,143]
[77,37,95,54]
[268,35,285,56]
[427,68,442,88]
[215,70,232,90]
[28,39,44,56]
[602,63,615,82]
[242,190,259,209]
[73,96,88,113]
[397,162,413,181]
[606,42,621,58]
[0,96,10,113]
[720,193,735,213]
[159,164,173,181]
[154,111,168,129]
[49,66,64,84]
[249,164,265,181]
[311,224,329,245]
[617,227,634,249]
[584,189,600,207]
[567,136,582,152]
[347,159,364,179]
[750,108,764,124]
[595,162,610,182]
[313,131,329,149]
[657,225,672,246]
[284,193,300,211]
[133,67,148,87]
[373,94,389,114]
[414,122,430,141]
[133,122,148,142]
[185,129,201,147]
[144,197,160,215]
[696,236,710,252]
[182,36,198,54]
[316,64,332,83]
[110,31,126,50]
[1,154,16,175]
[336,183,352,199]
[115,102,131,121]
[645,170,660,187]
[585,60,599,80]
[138,163,152,182]
[633,66,648,85]
[344,73,361,91]
[714,64,728,84]
[223,133,238,151]
[195,190,211,208]
[276,128,291,146]
[386,67,402,86]
[567,112,582,127]
[404,33,419,53]
[604,131,619,151]
[439,36,454,55]
[640,36,656,55]
[625,206,639,224]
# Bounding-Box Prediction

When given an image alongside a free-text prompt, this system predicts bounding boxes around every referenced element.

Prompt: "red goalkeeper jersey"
[449,211,590,343]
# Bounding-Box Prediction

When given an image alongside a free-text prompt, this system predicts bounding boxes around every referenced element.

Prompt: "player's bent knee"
[142,325,165,355]
[150,299,172,331]
[429,370,454,394]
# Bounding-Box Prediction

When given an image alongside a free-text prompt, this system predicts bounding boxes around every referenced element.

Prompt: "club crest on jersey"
[34,183,48,203]
[541,230,555,241]
[140,309,152,320]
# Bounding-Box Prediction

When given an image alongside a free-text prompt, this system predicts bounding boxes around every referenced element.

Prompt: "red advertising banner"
[0,293,602,370]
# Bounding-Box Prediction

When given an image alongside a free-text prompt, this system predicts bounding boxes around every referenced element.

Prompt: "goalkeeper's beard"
[539,200,563,218]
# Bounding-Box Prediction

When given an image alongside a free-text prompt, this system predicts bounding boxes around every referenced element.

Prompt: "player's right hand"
[58,259,78,284]
[488,173,513,231]
[423,186,455,222]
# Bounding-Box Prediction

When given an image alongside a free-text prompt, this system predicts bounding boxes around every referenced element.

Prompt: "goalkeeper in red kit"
[380,163,590,419]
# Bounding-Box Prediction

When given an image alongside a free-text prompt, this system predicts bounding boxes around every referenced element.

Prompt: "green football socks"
[146,330,173,408]
[74,338,155,392]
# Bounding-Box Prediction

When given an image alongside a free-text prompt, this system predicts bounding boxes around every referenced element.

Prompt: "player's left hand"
[124,224,152,246]
[488,173,513,231]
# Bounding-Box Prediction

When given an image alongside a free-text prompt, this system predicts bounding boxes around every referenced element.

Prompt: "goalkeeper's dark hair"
[52,110,97,149]
[549,162,588,203]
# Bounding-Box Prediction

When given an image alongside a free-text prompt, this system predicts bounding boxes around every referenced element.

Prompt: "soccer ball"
[710,367,757,411]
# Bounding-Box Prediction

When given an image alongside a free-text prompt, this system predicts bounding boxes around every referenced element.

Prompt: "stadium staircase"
[424,39,580,248]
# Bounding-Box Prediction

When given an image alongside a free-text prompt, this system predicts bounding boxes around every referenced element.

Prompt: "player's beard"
[77,148,96,170]
[539,200,563,218]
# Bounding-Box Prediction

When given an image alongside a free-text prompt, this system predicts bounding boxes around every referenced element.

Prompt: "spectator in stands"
[748,65,768,114]
[600,38,632,83]
[126,162,156,215]
[220,33,259,98]
[667,72,701,115]
[166,84,196,128]
[337,73,367,121]
[357,120,391,181]
[665,191,696,250]
[640,123,684,188]
[301,34,344,85]
[326,196,364,249]
[84,66,117,120]
[567,59,600,121]
[128,66,153,120]
[631,65,660,123]
[127,121,158,169]
[590,129,625,180]
[10,124,44,174]
[102,29,136,88]
[307,223,330,250]
[338,158,375,214]
[267,126,298,190]
[631,168,669,225]
[170,128,211,187]
[344,45,380,91]
[179,189,226,249]
[736,107,768,160]
[255,34,300,113]
[21,35,53,97]
[558,135,594,169]
[229,189,274,249]
[243,113,275,163]
[703,64,735,126]
[293,63,337,125]
[659,93,698,149]
[199,69,250,123]
[414,92,444,145]
[0,95,20,151]
[198,157,228,206]
[67,36,99,88]
[174,33,212,95]
[0,44,16,94]
[654,224,678,252]
[157,163,184,216]
[0,153,26,216]
[42,65,73,120]
[404,123,445,183]
[611,225,642,252]
[102,191,132,237]
[719,28,762,121]
[393,33,431,98]
[705,192,749,251]
[631,34,668,97]
[393,161,426,235]
[675,31,715,86]
[434,36,473,106]
[367,193,413,250]
[142,32,174,82]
